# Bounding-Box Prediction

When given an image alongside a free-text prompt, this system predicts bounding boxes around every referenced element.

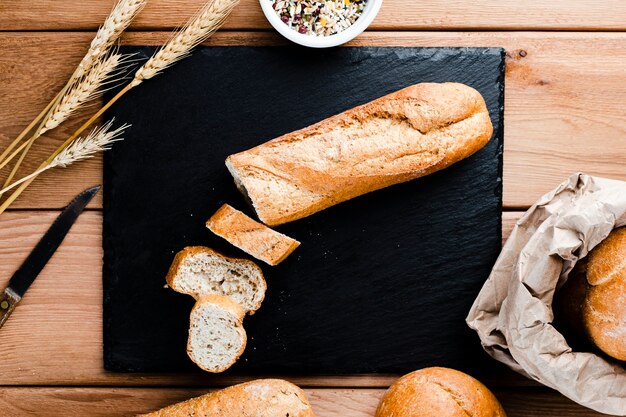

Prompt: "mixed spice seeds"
[270,0,367,36]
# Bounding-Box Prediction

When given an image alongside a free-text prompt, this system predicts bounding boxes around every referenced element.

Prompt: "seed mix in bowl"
[270,0,367,36]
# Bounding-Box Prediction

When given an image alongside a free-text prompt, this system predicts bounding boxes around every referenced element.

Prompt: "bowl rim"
[259,0,383,48]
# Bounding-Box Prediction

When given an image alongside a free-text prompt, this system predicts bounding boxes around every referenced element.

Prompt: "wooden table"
[1,1,626,415]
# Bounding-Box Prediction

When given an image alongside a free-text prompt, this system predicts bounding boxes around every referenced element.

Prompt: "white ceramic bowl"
[260,0,383,48]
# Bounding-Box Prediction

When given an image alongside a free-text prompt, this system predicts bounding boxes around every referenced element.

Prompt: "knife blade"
[0,185,101,329]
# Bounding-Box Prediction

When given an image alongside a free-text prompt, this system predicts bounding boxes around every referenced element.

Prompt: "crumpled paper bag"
[467,173,626,415]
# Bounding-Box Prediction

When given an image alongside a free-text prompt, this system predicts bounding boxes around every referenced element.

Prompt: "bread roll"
[206,204,300,265]
[226,82,493,226]
[139,379,315,417]
[375,367,506,417]
[583,226,626,360]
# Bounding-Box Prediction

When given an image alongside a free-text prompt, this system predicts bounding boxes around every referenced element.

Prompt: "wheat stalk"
[0,121,127,197]
[131,0,239,87]
[0,0,146,170]
[0,0,239,214]
[35,0,239,160]
[53,0,239,164]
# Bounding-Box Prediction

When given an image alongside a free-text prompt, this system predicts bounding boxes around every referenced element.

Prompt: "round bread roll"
[583,226,626,360]
[375,367,506,417]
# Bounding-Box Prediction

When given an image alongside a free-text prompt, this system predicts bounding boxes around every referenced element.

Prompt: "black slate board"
[103,46,505,374]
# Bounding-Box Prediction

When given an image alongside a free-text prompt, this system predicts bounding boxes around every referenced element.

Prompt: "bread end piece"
[187,294,247,373]
[376,367,506,417]
[138,379,316,417]
[206,204,300,265]
[166,246,266,314]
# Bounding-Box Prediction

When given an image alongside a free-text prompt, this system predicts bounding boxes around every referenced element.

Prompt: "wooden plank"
[0,386,608,416]
[2,0,626,31]
[0,210,522,386]
[1,31,625,210]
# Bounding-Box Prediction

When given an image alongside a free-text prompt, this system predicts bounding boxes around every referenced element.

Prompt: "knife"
[0,185,100,329]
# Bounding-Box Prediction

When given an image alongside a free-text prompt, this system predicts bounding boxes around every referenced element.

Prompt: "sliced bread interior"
[167,246,266,314]
[187,294,247,373]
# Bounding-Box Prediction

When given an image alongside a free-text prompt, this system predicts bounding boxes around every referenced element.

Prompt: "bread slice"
[166,246,266,314]
[226,82,493,226]
[187,295,247,373]
[139,379,316,417]
[206,204,300,266]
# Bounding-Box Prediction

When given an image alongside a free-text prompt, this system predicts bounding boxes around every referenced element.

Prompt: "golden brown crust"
[376,367,506,417]
[138,379,316,417]
[165,246,267,308]
[583,227,626,360]
[587,227,626,286]
[206,204,300,266]
[186,295,247,373]
[227,82,493,226]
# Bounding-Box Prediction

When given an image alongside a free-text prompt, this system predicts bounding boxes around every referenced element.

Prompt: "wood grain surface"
[0,211,520,386]
[1,31,625,210]
[1,0,626,31]
[0,386,610,417]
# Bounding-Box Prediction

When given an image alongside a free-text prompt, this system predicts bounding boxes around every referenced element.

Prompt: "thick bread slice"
[166,246,266,314]
[226,82,493,226]
[139,379,316,417]
[187,295,247,373]
[206,204,300,266]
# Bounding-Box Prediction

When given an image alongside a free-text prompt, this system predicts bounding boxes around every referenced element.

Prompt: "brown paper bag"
[467,173,626,415]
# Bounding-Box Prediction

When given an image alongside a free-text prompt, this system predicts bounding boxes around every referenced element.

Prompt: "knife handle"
[0,288,21,329]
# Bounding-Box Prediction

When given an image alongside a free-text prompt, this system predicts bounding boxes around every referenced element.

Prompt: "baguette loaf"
[226,82,493,226]
[166,246,266,314]
[139,379,315,417]
[206,204,300,265]
[187,295,247,373]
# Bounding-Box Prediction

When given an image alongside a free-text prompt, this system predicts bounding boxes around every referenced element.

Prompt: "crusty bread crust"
[165,246,267,312]
[138,379,316,417]
[583,227,626,360]
[376,367,506,417]
[186,295,247,373]
[206,204,300,266]
[226,82,493,226]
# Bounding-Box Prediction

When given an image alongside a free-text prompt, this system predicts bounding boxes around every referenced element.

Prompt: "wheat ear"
[77,0,147,77]
[0,121,127,197]
[0,0,146,169]
[41,53,129,135]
